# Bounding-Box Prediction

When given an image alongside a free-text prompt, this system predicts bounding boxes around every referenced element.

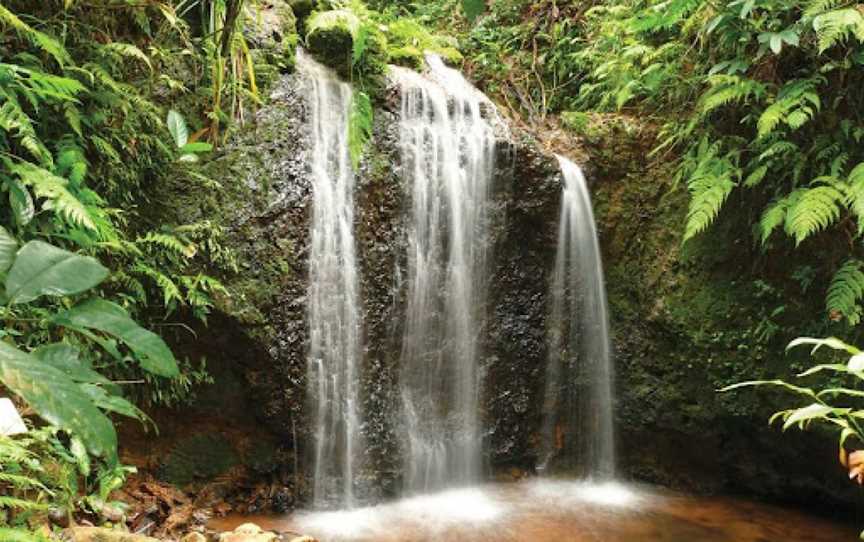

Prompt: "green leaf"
[5,241,108,304]
[348,91,372,171]
[166,109,188,148]
[850,353,864,372]
[0,227,18,274]
[79,383,148,422]
[0,341,116,457]
[788,336,861,355]
[719,379,818,399]
[54,298,179,378]
[179,142,212,154]
[461,0,485,22]
[797,363,848,377]
[7,178,34,227]
[31,343,111,385]
[70,436,91,476]
[782,403,844,430]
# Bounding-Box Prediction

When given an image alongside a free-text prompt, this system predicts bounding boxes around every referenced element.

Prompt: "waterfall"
[299,50,363,507]
[540,156,615,478]
[391,55,499,493]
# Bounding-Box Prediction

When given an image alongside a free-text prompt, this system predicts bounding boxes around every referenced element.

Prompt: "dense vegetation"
[3,0,864,538]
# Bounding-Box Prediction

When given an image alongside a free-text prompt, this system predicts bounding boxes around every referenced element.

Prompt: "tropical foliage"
[391,0,864,332]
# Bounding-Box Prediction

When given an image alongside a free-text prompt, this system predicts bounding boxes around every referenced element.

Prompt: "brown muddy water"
[209,480,858,541]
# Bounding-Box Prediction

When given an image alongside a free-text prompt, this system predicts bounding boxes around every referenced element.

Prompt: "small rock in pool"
[218,522,277,542]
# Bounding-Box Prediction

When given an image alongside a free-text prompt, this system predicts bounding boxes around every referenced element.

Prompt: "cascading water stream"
[299,50,363,508]
[540,156,615,478]
[391,55,499,494]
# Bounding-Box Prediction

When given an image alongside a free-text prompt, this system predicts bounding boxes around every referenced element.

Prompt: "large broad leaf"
[461,0,485,22]
[0,226,18,274]
[79,383,148,423]
[0,341,116,457]
[54,298,179,378]
[32,343,112,385]
[787,336,861,355]
[782,403,847,430]
[166,109,188,148]
[5,241,108,304]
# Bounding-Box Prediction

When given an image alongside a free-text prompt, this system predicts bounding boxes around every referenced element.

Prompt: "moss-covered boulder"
[305,9,360,77]
[244,0,299,74]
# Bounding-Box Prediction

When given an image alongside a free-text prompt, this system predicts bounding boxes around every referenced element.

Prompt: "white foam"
[524,479,642,509]
[293,486,504,540]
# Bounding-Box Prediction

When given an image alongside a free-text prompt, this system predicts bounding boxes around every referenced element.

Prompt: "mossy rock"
[305,9,358,76]
[244,0,299,74]
[385,19,463,69]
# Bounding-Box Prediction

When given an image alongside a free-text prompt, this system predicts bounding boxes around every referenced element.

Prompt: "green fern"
[0,5,70,65]
[8,161,96,230]
[784,184,845,244]
[682,139,740,240]
[134,264,182,307]
[698,75,766,117]
[0,496,48,511]
[136,232,195,258]
[758,190,803,245]
[757,79,822,138]
[826,259,864,325]
[845,162,864,234]
[804,0,848,17]
[813,8,864,52]
[348,90,372,170]
[99,42,152,71]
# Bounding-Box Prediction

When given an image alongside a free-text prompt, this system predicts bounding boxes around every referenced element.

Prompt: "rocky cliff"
[141,59,857,515]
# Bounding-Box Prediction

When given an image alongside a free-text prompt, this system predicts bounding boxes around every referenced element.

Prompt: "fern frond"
[805,0,846,17]
[813,8,864,52]
[827,259,864,325]
[348,91,372,170]
[0,5,70,65]
[136,232,194,258]
[757,79,821,138]
[9,161,96,230]
[99,43,152,71]
[685,176,735,240]
[0,495,47,511]
[784,184,845,244]
[758,191,803,245]
[0,472,48,491]
[845,162,864,234]
[0,86,51,164]
[698,75,765,117]
[133,264,182,306]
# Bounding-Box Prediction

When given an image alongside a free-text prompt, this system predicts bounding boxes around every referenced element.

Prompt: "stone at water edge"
[181,532,207,542]
[218,522,277,542]
[65,526,161,542]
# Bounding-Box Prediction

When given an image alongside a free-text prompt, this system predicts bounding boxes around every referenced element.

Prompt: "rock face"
[147,66,857,512]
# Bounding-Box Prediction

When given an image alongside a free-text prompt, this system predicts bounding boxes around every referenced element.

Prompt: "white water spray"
[540,156,615,478]
[300,50,363,507]
[391,54,500,493]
